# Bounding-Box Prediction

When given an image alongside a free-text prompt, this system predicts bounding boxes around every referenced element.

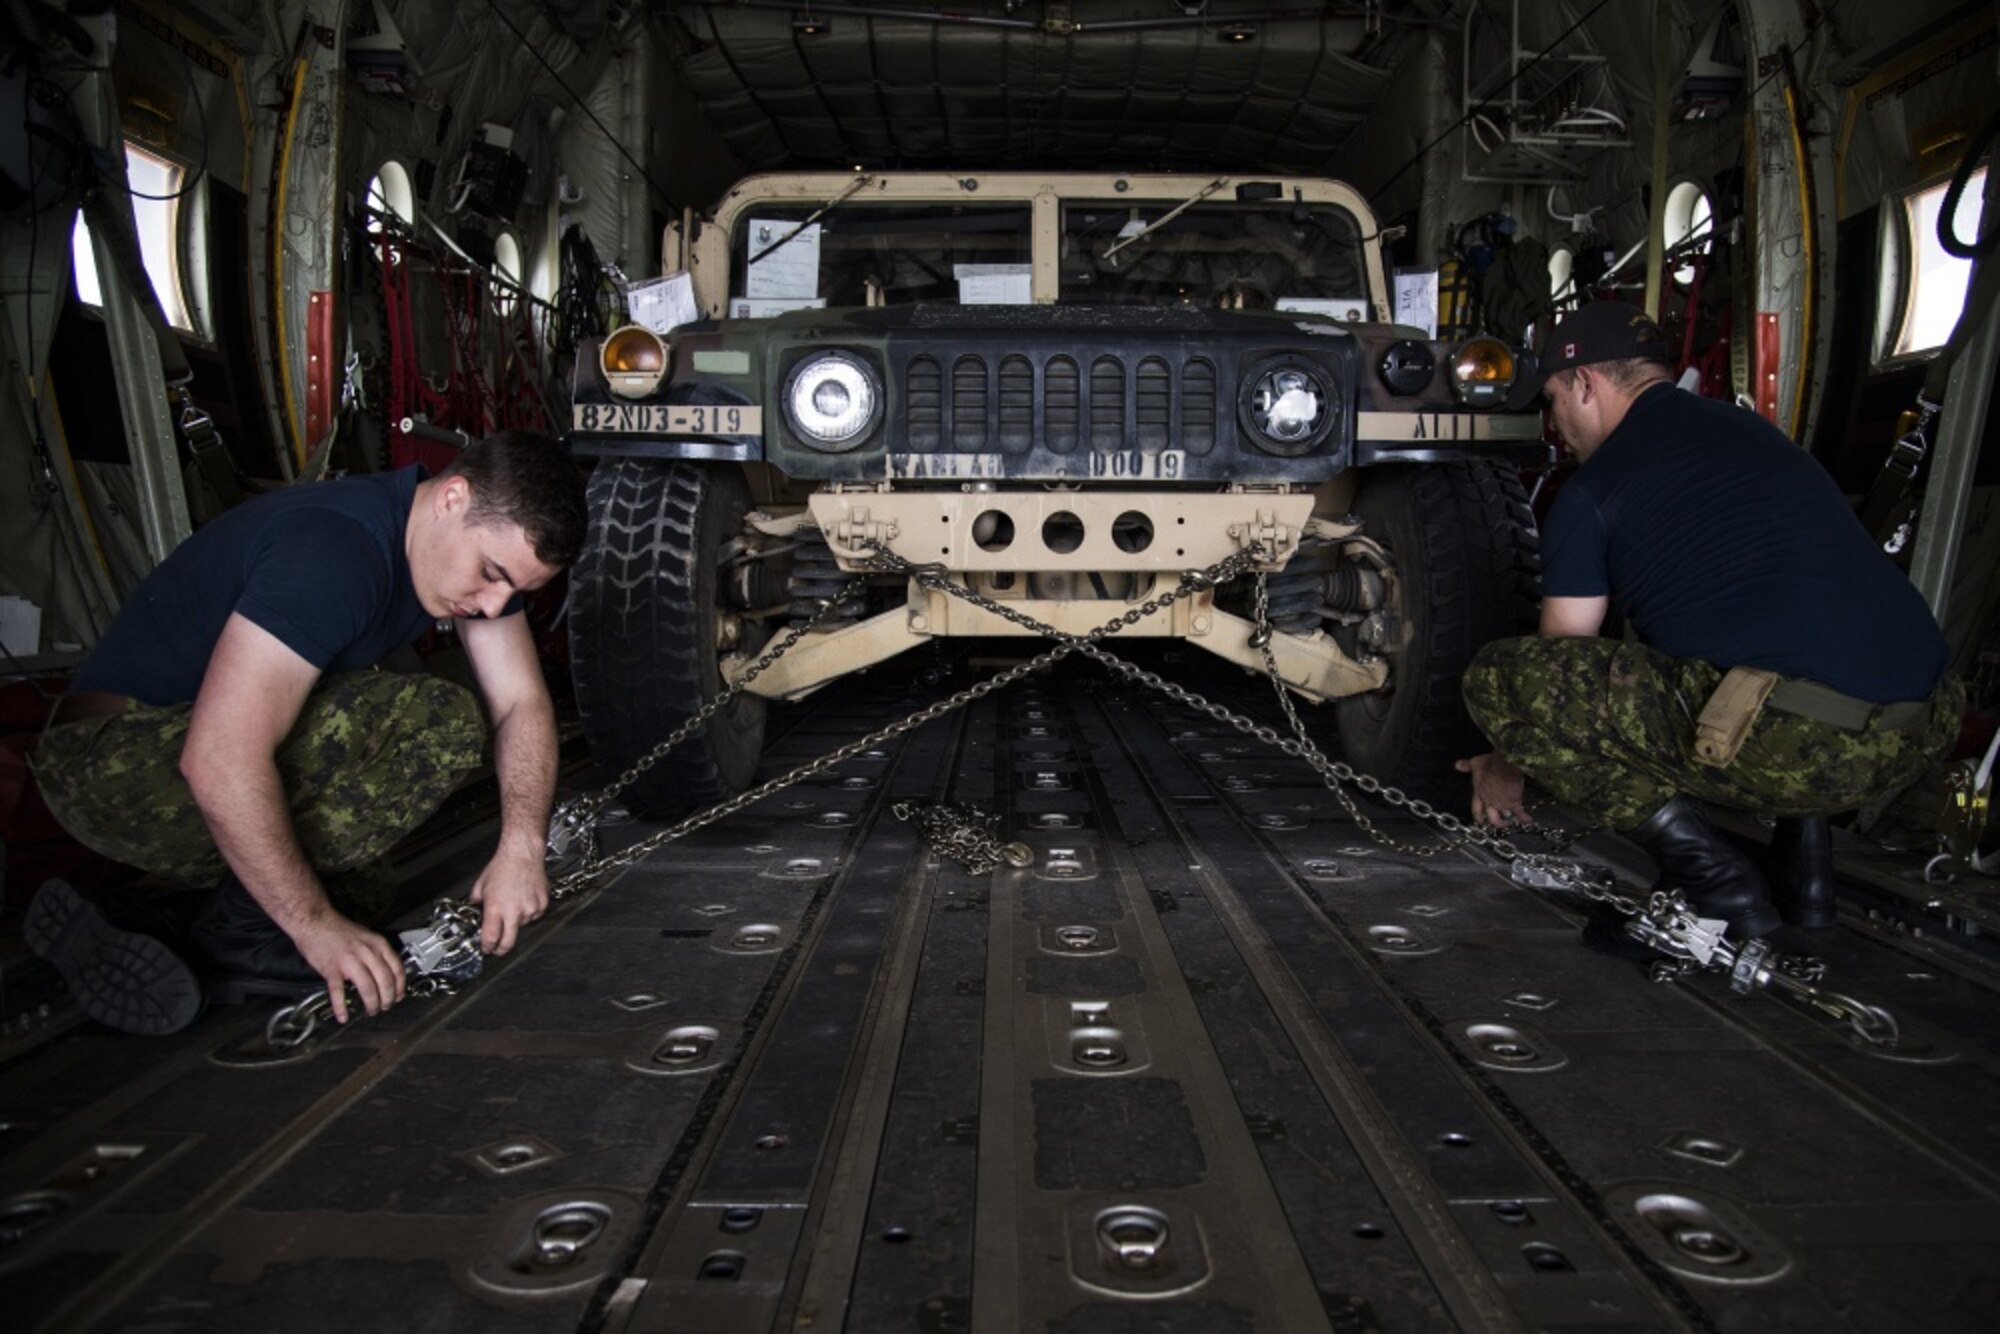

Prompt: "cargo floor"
[3,656,1999,1332]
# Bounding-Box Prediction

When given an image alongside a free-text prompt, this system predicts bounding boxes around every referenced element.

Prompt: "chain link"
[849,544,1899,1050]
[266,529,1904,1053]
[542,542,1262,901]
[891,800,1034,874]
[266,898,486,1049]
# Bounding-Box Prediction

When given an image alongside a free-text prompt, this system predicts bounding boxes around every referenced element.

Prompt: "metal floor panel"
[3,661,1999,1331]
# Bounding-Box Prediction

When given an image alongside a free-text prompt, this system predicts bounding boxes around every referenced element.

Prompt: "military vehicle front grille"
[907,356,943,451]
[899,352,1221,455]
[950,356,989,450]
[1045,356,1080,452]
[1136,356,1171,452]
[999,355,1034,452]
[1182,359,1216,453]
[1090,357,1124,452]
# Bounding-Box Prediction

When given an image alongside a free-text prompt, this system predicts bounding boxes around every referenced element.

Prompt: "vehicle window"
[71,141,199,333]
[729,204,1034,311]
[1060,201,1367,309]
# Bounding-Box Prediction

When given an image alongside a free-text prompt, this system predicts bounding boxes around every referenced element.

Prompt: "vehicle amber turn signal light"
[602,325,669,397]
[1448,336,1516,408]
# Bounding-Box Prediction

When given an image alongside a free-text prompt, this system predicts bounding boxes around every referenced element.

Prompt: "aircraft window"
[493,231,522,316]
[1662,181,1712,288]
[1548,246,1574,302]
[70,142,198,333]
[1887,168,1986,360]
[366,161,416,233]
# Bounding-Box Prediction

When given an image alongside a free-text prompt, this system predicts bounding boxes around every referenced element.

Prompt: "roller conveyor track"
[3,659,1999,1332]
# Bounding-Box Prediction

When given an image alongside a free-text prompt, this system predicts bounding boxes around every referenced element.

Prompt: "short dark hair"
[438,430,587,569]
[1586,356,1675,390]
[1545,357,1673,398]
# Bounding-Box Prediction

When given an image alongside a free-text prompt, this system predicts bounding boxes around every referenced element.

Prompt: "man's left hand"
[469,848,549,954]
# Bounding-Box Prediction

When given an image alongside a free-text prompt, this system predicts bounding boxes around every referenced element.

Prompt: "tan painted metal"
[807,489,1314,573]
[731,606,920,701]
[677,171,1391,320]
[1354,411,1544,442]
[738,573,1386,703]
[1201,611,1387,701]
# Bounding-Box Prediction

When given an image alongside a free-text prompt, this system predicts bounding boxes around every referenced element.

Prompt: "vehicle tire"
[569,459,766,820]
[1329,460,1540,800]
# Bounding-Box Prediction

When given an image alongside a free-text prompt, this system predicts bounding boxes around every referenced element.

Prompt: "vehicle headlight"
[784,351,881,450]
[601,325,668,399]
[1239,359,1334,455]
[1449,336,1516,407]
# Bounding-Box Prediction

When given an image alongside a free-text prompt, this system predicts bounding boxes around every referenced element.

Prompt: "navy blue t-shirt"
[74,467,437,706]
[1541,384,1946,703]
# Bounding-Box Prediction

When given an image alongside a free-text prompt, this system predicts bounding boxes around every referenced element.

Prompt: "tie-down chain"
[264,897,485,1048]
[267,545,1259,1047]
[268,537,1901,1052]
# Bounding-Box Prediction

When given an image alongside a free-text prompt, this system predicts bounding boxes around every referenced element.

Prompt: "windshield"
[728,204,1033,312]
[1061,200,1369,310]
[724,196,1372,314]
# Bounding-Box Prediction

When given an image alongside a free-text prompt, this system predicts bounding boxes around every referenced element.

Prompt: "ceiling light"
[793,13,829,35]
[1216,24,1255,43]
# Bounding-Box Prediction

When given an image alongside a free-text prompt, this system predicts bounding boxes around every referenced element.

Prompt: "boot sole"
[23,880,204,1036]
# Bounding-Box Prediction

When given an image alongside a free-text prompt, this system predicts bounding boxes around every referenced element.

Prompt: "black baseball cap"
[1537,300,1671,387]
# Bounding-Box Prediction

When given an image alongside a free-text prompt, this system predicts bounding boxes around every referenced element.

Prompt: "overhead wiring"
[1366,0,1618,206]
[477,0,682,215]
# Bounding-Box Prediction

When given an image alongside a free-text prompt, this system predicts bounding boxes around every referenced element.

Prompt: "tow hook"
[1227,509,1297,563]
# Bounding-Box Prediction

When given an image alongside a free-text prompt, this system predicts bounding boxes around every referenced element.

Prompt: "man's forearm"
[491,695,558,859]
[185,754,335,931]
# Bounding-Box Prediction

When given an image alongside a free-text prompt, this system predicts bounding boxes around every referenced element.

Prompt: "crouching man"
[27,431,587,1033]
[1456,302,1960,951]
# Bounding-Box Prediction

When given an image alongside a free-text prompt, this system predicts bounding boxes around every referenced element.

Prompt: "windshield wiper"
[1098,177,1229,265]
[747,173,879,267]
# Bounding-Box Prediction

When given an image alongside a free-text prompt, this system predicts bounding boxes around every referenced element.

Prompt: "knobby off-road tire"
[570,459,764,820]
[1329,460,1541,801]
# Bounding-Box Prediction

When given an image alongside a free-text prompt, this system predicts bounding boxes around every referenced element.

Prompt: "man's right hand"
[1456,751,1531,829]
[292,913,406,1023]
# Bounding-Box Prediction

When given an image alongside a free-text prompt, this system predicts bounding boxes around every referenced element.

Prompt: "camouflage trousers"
[32,672,485,914]
[1462,636,1963,829]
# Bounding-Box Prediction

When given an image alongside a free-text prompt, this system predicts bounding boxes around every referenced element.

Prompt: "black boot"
[1766,815,1837,928]
[23,879,204,1035]
[1613,796,1782,942]
[187,876,325,1005]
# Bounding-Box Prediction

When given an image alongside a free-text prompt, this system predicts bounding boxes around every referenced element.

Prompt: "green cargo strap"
[1767,678,1931,733]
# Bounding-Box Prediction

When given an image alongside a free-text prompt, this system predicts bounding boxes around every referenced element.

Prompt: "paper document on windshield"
[955,263,1032,304]
[1393,272,1438,338]
[627,271,699,334]
[730,296,827,319]
[1277,297,1369,322]
[746,220,823,299]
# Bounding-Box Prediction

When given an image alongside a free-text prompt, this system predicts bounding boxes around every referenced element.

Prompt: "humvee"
[566,172,1546,816]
